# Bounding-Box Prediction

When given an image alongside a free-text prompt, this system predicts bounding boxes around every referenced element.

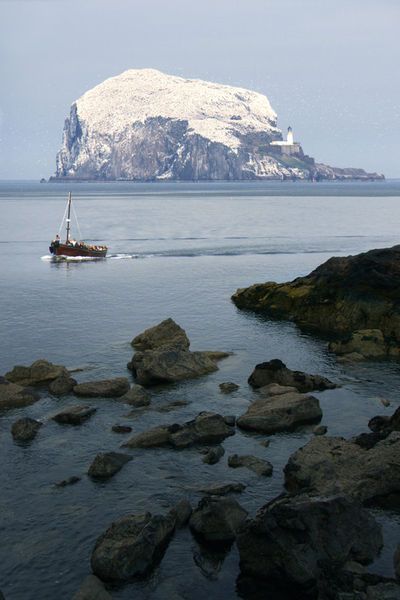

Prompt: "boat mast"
[66,192,72,243]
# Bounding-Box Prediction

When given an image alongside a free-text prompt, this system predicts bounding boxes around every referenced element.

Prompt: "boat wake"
[41,253,140,262]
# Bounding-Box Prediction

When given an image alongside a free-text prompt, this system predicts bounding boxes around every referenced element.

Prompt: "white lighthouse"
[270,125,301,155]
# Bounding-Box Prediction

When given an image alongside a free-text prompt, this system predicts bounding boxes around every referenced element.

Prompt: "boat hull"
[49,243,107,258]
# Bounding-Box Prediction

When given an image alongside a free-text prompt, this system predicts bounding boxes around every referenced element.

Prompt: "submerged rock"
[248,359,336,392]
[119,384,151,406]
[112,424,132,434]
[189,496,248,542]
[197,483,246,496]
[88,452,132,479]
[219,382,240,393]
[284,432,400,505]
[232,246,400,357]
[237,494,383,594]
[123,412,235,449]
[128,319,228,386]
[72,574,112,600]
[228,454,273,477]
[5,359,68,386]
[73,378,130,398]
[11,417,42,442]
[237,391,322,434]
[91,510,177,581]
[0,377,39,410]
[55,476,81,488]
[48,374,77,395]
[52,405,97,425]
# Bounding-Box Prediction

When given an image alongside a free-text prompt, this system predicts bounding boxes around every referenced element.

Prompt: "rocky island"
[51,68,383,182]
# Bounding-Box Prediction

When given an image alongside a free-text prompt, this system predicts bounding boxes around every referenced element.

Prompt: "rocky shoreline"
[1,313,400,599]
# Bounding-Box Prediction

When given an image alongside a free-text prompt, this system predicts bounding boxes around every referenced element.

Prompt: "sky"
[0,0,399,179]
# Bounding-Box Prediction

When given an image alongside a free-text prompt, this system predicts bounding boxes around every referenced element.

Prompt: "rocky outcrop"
[237,494,383,595]
[248,359,336,392]
[189,496,248,543]
[72,575,112,600]
[232,246,400,358]
[0,377,38,410]
[73,378,130,398]
[228,454,273,477]
[123,412,235,449]
[11,417,42,442]
[237,391,322,434]
[53,68,383,182]
[88,452,132,479]
[119,384,150,406]
[91,509,178,581]
[284,432,400,505]
[128,319,228,386]
[52,405,97,425]
[5,359,68,386]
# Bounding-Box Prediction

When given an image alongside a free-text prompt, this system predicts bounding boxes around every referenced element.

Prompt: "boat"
[49,192,108,258]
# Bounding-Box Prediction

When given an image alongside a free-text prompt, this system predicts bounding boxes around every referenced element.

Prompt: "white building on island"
[270,126,301,156]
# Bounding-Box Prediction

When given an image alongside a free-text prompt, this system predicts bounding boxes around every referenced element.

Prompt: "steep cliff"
[53,69,383,182]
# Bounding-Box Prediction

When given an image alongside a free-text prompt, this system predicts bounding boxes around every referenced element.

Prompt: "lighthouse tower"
[287,126,294,145]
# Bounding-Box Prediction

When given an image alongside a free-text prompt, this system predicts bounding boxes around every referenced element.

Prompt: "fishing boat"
[49,192,108,258]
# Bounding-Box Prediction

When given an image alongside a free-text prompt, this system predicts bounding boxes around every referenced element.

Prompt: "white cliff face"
[54,69,383,181]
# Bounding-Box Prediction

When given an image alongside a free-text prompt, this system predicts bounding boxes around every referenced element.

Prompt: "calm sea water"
[1,180,400,599]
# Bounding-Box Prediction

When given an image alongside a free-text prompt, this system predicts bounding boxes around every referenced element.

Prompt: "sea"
[1,179,400,599]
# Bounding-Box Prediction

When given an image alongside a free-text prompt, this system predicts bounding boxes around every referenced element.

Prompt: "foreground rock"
[52,405,97,425]
[123,412,235,449]
[237,391,322,434]
[228,454,273,477]
[5,359,68,386]
[72,574,112,600]
[91,509,179,581]
[131,318,190,351]
[88,452,132,479]
[11,417,42,442]
[232,246,400,357]
[248,359,336,392]
[284,432,400,505]
[74,378,130,398]
[128,318,229,386]
[48,374,77,395]
[237,494,383,595]
[0,377,39,410]
[119,384,150,406]
[189,496,248,543]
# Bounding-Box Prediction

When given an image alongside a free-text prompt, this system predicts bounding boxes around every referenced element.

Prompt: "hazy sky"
[1,0,399,179]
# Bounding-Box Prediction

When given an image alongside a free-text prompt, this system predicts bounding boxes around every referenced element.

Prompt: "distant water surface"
[1,180,400,599]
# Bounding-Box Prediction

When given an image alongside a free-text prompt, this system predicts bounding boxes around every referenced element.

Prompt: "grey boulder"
[248,359,336,392]
[123,412,235,449]
[5,359,68,386]
[74,378,130,398]
[284,432,400,505]
[237,391,322,434]
[48,374,77,395]
[52,405,97,425]
[88,452,132,479]
[0,377,38,410]
[91,510,177,581]
[119,384,150,406]
[131,317,190,351]
[189,496,248,542]
[228,454,273,477]
[11,417,42,442]
[202,445,225,465]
